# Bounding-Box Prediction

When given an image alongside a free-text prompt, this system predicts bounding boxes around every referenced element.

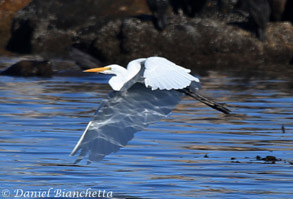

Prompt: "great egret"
[70,57,230,164]
[84,57,230,114]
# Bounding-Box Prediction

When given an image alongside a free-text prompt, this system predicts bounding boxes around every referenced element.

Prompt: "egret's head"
[83,64,124,75]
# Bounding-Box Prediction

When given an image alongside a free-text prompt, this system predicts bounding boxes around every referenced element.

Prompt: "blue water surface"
[0,66,292,199]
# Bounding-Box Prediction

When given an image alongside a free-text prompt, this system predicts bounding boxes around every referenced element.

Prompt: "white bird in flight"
[71,57,230,163]
[84,56,230,114]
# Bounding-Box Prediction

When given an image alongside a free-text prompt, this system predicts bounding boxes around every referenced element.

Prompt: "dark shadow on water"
[70,83,184,164]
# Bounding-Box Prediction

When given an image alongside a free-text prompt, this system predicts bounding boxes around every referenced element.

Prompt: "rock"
[2,0,293,73]
[147,0,170,30]
[93,17,293,69]
[269,0,287,21]
[0,0,32,54]
[68,48,103,70]
[0,60,53,77]
[259,0,293,23]
[0,58,88,77]
[148,0,240,31]
[170,0,207,17]
[6,0,150,56]
[256,155,282,164]
[264,22,293,63]
[237,0,271,41]
[282,0,293,23]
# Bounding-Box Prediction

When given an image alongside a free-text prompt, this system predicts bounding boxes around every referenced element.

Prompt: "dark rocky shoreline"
[0,0,292,77]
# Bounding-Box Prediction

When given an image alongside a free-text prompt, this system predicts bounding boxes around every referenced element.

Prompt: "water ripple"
[0,71,292,198]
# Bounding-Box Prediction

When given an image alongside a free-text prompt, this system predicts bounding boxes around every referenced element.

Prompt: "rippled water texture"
[0,63,292,198]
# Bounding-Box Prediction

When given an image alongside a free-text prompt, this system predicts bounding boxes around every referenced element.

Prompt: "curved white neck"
[126,60,143,81]
[107,59,145,91]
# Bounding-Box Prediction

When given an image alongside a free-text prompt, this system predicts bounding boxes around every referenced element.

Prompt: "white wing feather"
[143,57,199,90]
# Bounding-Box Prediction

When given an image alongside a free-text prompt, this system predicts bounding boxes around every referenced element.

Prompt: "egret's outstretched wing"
[144,57,199,90]
[70,83,184,164]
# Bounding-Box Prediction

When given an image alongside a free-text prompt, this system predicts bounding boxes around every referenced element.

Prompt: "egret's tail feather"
[183,89,231,114]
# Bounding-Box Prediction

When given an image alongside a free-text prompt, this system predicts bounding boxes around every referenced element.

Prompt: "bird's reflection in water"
[70,83,184,164]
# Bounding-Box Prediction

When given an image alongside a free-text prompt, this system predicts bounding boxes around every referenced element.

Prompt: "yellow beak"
[83,67,111,73]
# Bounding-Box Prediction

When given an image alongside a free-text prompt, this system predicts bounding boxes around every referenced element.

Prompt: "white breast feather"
[109,76,125,91]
